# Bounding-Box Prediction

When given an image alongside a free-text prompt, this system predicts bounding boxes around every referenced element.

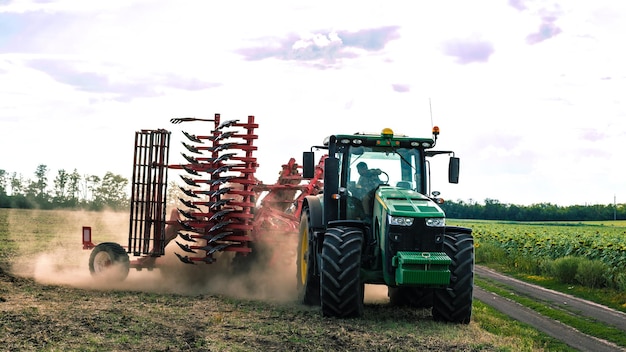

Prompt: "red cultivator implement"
[84,114,325,280]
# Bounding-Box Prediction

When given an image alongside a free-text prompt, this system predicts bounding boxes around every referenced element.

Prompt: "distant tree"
[0,169,8,207]
[0,169,7,196]
[10,172,24,196]
[67,169,81,207]
[52,169,69,205]
[84,175,101,202]
[33,164,49,201]
[92,172,129,210]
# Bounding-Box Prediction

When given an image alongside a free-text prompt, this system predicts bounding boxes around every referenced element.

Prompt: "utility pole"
[614,194,617,221]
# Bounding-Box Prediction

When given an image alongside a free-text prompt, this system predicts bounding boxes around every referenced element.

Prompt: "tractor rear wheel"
[89,242,130,282]
[297,208,320,305]
[320,226,364,318]
[388,287,434,308]
[432,230,474,324]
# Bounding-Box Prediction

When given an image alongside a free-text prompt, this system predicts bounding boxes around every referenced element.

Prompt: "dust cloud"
[9,209,388,305]
[25,232,302,303]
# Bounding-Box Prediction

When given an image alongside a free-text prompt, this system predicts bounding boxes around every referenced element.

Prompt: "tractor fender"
[303,195,323,230]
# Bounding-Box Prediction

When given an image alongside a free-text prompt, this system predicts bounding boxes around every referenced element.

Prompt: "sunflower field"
[451,220,626,290]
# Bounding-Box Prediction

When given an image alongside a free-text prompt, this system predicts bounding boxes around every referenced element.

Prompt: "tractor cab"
[303,127,459,226]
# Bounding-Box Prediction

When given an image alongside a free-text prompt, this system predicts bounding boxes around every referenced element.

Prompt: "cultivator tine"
[215,119,239,130]
[208,131,236,141]
[182,142,201,154]
[170,117,215,124]
[206,187,232,197]
[209,208,236,221]
[177,219,196,231]
[179,186,199,198]
[205,231,233,243]
[209,220,233,233]
[177,232,197,242]
[181,153,199,164]
[180,175,198,187]
[175,241,197,253]
[213,152,237,162]
[210,165,234,175]
[175,253,195,264]
[178,208,198,221]
[198,256,216,264]
[209,198,235,209]
[207,143,235,152]
[182,165,200,176]
[182,131,202,143]
[210,176,237,186]
[180,198,200,210]
[197,243,232,255]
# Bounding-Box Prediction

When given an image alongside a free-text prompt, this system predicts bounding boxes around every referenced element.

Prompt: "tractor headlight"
[389,216,414,226]
[425,218,445,227]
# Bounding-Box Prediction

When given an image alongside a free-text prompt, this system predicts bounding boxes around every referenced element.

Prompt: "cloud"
[25,59,221,101]
[441,37,494,64]
[337,26,400,51]
[507,1,563,44]
[579,128,607,142]
[236,26,400,67]
[526,15,562,44]
[508,0,527,11]
[391,84,410,93]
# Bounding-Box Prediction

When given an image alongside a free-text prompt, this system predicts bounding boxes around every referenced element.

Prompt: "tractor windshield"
[346,146,424,196]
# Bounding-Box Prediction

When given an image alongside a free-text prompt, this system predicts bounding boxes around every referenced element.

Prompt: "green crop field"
[461,219,626,265]
[450,219,626,295]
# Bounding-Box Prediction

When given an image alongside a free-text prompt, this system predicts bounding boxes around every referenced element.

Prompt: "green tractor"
[297,127,473,324]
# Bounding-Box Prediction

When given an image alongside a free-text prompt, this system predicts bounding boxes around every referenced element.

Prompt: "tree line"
[0,165,129,210]
[441,198,626,222]
[1,165,624,221]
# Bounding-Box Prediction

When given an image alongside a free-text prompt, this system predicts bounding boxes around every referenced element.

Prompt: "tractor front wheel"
[89,242,130,282]
[432,229,474,324]
[297,208,320,305]
[320,226,364,318]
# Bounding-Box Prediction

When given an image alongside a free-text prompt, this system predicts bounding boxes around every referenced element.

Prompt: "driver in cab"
[356,162,383,216]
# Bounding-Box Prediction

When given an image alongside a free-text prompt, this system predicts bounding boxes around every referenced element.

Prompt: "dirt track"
[475,265,626,352]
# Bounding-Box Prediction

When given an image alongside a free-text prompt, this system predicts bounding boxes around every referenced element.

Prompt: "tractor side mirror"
[303,151,315,179]
[449,157,460,184]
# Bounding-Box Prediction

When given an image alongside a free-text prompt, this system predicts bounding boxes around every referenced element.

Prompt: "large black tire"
[432,231,474,324]
[89,242,130,282]
[297,208,320,305]
[388,287,434,308]
[320,226,364,318]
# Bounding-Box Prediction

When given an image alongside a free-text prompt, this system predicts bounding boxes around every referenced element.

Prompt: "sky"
[0,0,624,206]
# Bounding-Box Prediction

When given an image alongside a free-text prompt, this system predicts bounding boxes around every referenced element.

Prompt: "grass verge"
[476,276,626,348]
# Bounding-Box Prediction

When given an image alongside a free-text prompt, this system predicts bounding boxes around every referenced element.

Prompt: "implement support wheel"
[89,242,130,282]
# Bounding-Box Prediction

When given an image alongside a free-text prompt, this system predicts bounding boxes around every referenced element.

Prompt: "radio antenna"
[429,97,434,128]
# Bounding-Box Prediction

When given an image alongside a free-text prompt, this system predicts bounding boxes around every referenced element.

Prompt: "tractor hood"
[376,186,445,218]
